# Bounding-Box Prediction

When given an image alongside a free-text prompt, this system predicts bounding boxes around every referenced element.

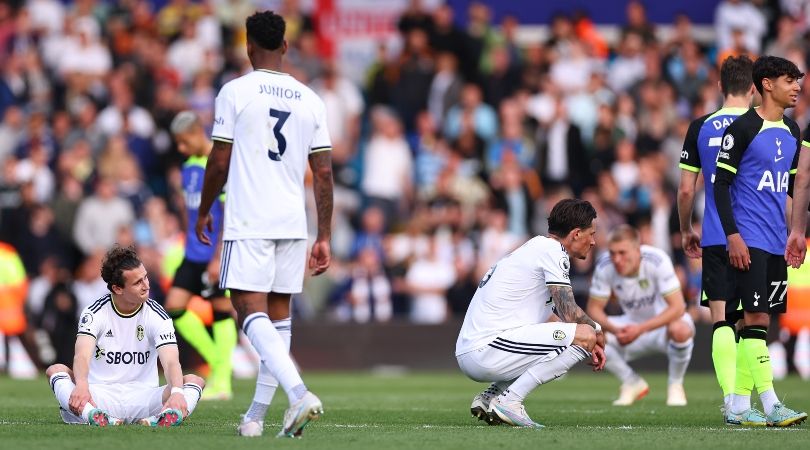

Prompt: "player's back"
[455,236,569,356]
[182,156,223,262]
[212,69,331,241]
[680,107,747,247]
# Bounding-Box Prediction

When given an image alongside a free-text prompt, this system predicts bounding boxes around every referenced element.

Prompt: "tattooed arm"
[548,284,598,329]
[307,150,334,275]
[195,140,232,245]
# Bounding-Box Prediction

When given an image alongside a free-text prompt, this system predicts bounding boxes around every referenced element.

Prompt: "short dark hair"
[547,199,597,237]
[720,55,754,97]
[101,245,142,291]
[246,11,286,51]
[752,56,804,94]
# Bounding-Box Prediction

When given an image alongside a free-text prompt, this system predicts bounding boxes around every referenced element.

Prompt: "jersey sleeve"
[539,245,571,287]
[212,83,236,143]
[309,97,332,153]
[146,301,177,349]
[716,122,748,176]
[679,117,703,173]
[589,256,612,300]
[77,306,104,339]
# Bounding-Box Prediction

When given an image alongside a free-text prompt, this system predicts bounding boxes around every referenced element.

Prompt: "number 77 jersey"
[212,68,332,241]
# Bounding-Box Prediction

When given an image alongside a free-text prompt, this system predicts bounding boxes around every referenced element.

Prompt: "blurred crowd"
[2,0,810,371]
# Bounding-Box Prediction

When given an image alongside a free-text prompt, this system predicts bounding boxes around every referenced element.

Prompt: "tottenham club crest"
[553,330,566,341]
[137,325,144,341]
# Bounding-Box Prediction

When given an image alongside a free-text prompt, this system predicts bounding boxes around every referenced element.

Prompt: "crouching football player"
[456,199,606,428]
[586,225,694,406]
[45,246,204,426]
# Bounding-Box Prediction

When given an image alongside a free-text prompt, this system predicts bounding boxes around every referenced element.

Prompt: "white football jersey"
[589,245,682,323]
[212,69,332,240]
[77,294,176,387]
[455,236,571,356]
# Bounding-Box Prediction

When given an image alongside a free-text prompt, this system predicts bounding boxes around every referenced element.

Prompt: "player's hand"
[595,329,606,349]
[616,324,642,345]
[589,344,606,372]
[681,230,702,259]
[785,230,807,269]
[164,391,189,417]
[727,233,750,271]
[69,385,95,416]
[308,238,331,276]
[195,213,214,246]
[206,259,220,283]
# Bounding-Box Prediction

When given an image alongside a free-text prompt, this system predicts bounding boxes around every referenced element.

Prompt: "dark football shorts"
[733,248,788,315]
[171,258,227,300]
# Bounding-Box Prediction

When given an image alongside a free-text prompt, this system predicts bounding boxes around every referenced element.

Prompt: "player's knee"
[45,364,70,378]
[573,324,596,351]
[744,311,769,328]
[668,321,693,342]
[184,374,205,388]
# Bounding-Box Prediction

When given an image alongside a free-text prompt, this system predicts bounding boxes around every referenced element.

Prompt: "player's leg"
[166,260,219,369]
[739,253,806,426]
[267,239,322,438]
[665,314,694,406]
[46,364,120,426]
[490,323,594,427]
[239,295,293,436]
[602,316,648,406]
[203,293,237,400]
[704,246,738,412]
[46,364,82,424]
[139,375,205,427]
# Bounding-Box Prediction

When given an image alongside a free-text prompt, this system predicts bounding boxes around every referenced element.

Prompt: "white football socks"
[760,389,779,415]
[503,345,590,401]
[182,382,203,417]
[667,338,694,386]
[731,394,751,414]
[604,340,640,385]
[244,317,292,422]
[242,313,306,406]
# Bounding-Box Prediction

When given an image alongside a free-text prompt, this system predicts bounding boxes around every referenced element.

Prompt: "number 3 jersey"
[589,245,682,323]
[212,69,332,241]
[455,236,571,356]
[77,294,177,387]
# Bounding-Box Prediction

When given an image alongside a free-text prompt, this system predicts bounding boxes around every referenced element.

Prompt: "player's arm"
[586,296,620,335]
[548,285,599,331]
[69,335,96,414]
[308,99,335,277]
[787,130,810,268]
[677,118,704,258]
[585,261,619,334]
[640,288,686,333]
[714,123,750,270]
[157,344,189,416]
[196,140,231,246]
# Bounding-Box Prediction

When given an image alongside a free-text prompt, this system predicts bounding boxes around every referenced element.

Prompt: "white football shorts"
[457,322,578,382]
[219,239,307,293]
[57,382,166,424]
[607,312,694,361]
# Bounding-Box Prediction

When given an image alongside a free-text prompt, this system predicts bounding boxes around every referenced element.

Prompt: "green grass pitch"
[0,371,807,450]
